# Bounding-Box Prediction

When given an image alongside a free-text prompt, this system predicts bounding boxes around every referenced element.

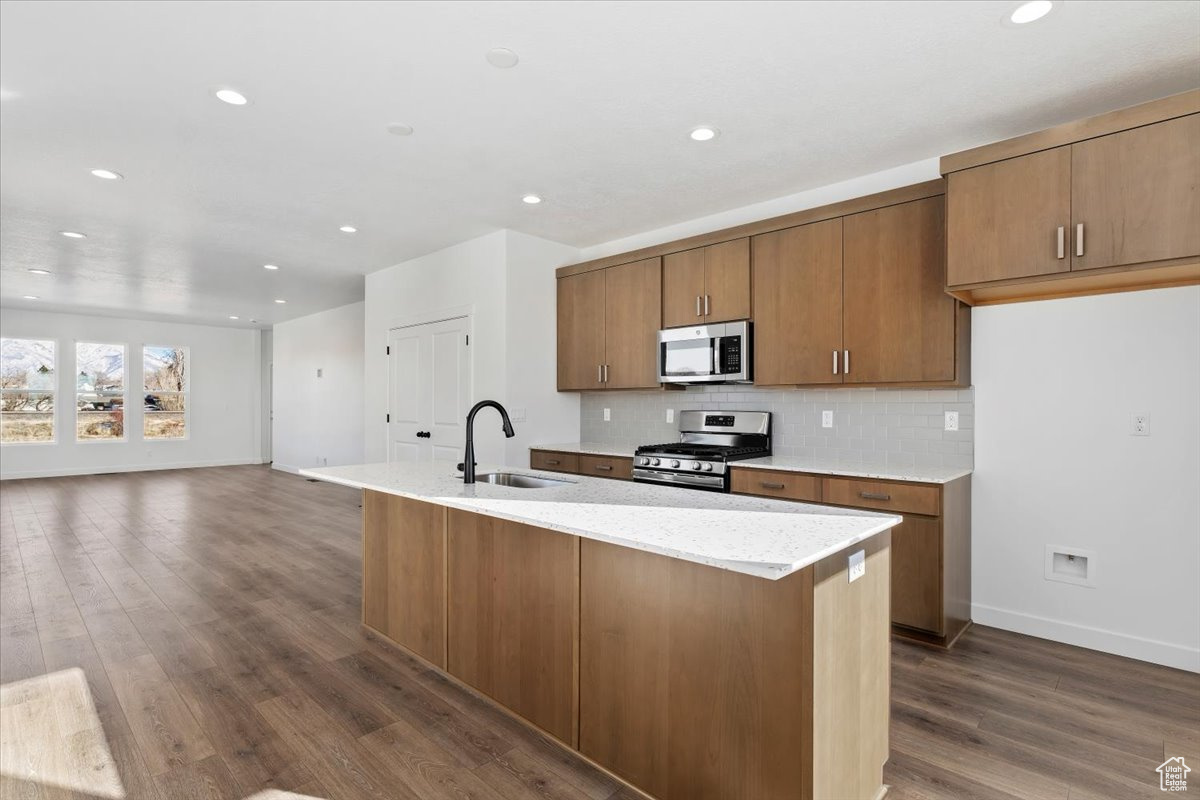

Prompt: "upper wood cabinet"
[662,238,750,327]
[752,218,844,385]
[943,91,1200,305]
[843,197,957,384]
[557,258,661,391]
[1071,114,1200,272]
[946,147,1072,286]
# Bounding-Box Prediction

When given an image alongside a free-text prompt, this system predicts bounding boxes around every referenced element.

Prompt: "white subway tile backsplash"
[579,386,974,470]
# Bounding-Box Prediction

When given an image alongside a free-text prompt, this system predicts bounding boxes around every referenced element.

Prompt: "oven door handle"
[633,469,726,490]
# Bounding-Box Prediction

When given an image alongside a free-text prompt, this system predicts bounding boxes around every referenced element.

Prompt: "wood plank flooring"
[1,465,1196,800]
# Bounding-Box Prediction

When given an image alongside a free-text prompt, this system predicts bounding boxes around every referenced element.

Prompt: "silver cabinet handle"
[594,464,614,472]
[704,295,710,316]
[1057,226,1065,259]
[859,491,892,501]
[696,296,702,317]
[1076,223,1084,257]
[545,458,561,466]
[833,350,839,375]
[603,364,609,383]
[844,350,850,374]
[598,365,603,383]
[761,481,786,490]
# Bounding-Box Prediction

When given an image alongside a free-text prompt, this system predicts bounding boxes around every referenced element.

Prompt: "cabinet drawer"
[531,450,579,474]
[579,455,633,480]
[822,477,940,516]
[730,469,822,502]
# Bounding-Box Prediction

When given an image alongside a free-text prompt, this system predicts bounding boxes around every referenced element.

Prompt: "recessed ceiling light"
[229,315,240,320]
[90,168,123,180]
[486,48,519,68]
[27,268,51,275]
[522,194,542,205]
[263,264,280,270]
[339,225,357,233]
[215,88,248,106]
[690,126,719,142]
[23,295,39,300]
[386,123,414,136]
[1010,0,1054,24]
[274,299,287,304]
[60,231,86,239]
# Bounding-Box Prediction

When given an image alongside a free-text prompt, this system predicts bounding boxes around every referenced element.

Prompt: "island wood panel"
[702,237,751,323]
[557,269,606,390]
[446,509,579,746]
[946,146,1072,287]
[843,196,956,384]
[577,454,633,480]
[752,218,844,386]
[889,515,943,634]
[529,450,580,474]
[662,247,706,328]
[360,491,446,668]
[1070,114,1200,272]
[603,257,662,389]
[811,532,891,800]
[580,538,815,800]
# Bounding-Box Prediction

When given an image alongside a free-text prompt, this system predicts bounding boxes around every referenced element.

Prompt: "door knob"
[416,431,431,438]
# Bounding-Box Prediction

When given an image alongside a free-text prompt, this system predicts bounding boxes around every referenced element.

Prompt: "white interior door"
[387,316,470,463]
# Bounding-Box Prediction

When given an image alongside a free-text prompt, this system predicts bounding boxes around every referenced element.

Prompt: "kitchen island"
[301,461,901,800]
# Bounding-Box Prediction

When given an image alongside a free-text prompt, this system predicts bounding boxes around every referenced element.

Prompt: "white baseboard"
[972,602,1200,673]
[271,463,301,475]
[0,457,265,481]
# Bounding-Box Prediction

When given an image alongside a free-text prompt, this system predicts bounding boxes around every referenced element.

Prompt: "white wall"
[0,307,263,479]
[271,301,364,473]
[362,230,580,467]
[972,287,1200,672]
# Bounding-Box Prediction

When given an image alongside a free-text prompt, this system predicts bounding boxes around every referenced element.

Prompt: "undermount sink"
[476,472,574,489]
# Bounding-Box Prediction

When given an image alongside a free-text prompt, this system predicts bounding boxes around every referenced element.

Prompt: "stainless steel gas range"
[632,410,771,492]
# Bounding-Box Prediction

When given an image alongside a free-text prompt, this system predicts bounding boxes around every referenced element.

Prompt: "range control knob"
[650,458,661,466]
[637,457,650,466]
[669,459,681,468]
[690,461,702,471]
[703,463,714,472]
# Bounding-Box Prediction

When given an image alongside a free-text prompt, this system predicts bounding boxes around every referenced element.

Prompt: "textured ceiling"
[1,0,1197,326]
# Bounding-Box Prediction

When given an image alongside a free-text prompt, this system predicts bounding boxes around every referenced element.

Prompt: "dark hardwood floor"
[1,465,1195,799]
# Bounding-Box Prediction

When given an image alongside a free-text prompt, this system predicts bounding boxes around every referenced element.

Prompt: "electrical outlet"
[666,408,674,424]
[848,549,866,583]
[603,407,611,422]
[316,368,323,378]
[510,407,527,422]
[1131,413,1150,436]
[945,411,959,431]
[821,410,834,429]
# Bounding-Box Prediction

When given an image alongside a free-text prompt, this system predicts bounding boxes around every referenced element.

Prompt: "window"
[76,343,125,441]
[1,338,56,444]
[143,346,187,440]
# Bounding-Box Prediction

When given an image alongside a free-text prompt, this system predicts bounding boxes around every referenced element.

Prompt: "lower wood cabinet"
[530,449,632,481]
[446,509,579,745]
[732,468,972,646]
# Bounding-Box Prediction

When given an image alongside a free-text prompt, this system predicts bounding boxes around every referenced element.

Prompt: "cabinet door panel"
[1071,114,1200,271]
[890,515,942,634]
[604,258,662,389]
[947,147,1071,286]
[751,219,843,385]
[843,197,956,383]
[662,248,706,329]
[557,271,606,390]
[703,238,751,323]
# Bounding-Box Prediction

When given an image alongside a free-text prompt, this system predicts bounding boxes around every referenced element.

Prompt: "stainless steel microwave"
[657,321,751,384]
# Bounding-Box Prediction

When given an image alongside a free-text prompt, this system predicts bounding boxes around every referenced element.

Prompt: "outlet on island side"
[848,549,866,583]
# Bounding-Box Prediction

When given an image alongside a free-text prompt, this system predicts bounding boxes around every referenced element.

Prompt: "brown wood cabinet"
[557,258,662,390]
[731,468,972,647]
[529,449,631,480]
[943,92,1200,305]
[446,509,579,745]
[752,218,844,385]
[662,238,750,327]
[843,197,959,384]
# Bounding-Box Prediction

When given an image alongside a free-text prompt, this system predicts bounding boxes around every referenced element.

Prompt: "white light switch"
[510,407,527,422]
[666,408,674,423]
[848,549,866,583]
[603,407,611,422]
[945,411,958,431]
[822,410,834,428]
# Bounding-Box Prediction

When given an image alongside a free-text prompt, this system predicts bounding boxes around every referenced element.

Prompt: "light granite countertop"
[299,462,900,581]
[530,443,971,484]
